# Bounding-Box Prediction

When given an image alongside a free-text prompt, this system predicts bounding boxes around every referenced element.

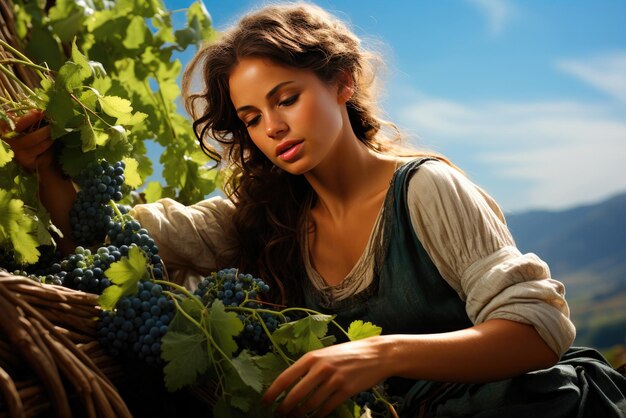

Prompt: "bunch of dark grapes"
[106,214,163,279]
[70,160,126,246]
[97,280,175,365]
[25,246,63,276]
[57,245,126,293]
[194,268,284,355]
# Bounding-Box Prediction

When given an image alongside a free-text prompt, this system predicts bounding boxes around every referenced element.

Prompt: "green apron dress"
[303,158,626,417]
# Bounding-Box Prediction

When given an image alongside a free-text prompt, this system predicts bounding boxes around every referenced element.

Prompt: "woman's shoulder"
[402,157,507,224]
[398,156,464,186]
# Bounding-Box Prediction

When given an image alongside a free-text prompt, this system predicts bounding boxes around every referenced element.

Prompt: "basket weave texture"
[0,271,132,418]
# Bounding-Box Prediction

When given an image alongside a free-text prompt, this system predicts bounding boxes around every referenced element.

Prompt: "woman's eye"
[245,115,260,127]
[279,94,299,107]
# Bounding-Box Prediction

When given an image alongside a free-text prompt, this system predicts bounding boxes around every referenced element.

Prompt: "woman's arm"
[2,110,76,253]
[263,318,557,417]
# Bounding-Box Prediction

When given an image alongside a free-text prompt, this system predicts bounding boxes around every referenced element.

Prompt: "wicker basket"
[0,271,132,418]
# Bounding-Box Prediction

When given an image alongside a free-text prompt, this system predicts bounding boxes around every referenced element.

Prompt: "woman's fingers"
[274,367,329,415]
[6,124,52,151]
[311,390,349,418]
[14,109,45,132]
[290,382,337,417]
[5,124,53,171]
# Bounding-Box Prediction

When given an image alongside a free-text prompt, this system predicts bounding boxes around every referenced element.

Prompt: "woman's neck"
[304,137,398,221]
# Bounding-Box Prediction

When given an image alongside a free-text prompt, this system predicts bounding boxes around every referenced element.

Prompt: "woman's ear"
[336,71,354,104]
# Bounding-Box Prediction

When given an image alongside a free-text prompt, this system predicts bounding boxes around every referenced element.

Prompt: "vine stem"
[154,280,236,370]
[0,59,51,74]
[69,93,114,129]
[167,295,233,368]
[237,307,292,367]
[108,200,123,218]
[0,39,49,81]
[371,387,399,418]
[152,279,205,312]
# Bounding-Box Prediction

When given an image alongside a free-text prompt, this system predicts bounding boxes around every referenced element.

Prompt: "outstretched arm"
[263,318,557,417]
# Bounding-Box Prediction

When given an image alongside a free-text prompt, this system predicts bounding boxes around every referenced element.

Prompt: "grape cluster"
[97,281,175,364]
[70,160,126,246]
[194,268,282,354]
[106,215,163,279]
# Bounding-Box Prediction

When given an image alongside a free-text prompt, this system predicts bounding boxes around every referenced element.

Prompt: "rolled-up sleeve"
[407,160,576,357]
[131,196,237,288]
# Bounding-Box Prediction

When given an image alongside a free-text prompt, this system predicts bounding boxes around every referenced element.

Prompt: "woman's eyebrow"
[236,80,295,113]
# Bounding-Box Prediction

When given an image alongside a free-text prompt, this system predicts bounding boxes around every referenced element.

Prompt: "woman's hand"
[1,110,54,172]
[1,109,77,253]
[263,336,392,418]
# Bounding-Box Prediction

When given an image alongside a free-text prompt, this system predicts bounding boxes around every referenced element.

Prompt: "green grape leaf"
[253,352,287,388]
[45,90,75,133]
[57,61,88,92]
[33,203,57,247]
[94,129,110,146]
[99,246,148,310]
[272,314,335,355]
[347,320,382,341]
[122,15,147,49]
[48,0,89,43]
[153,13,176,43]
[71,40,93,83]
[98,95,133,120]
[24,24,64,71]
[206,300,243,357]
[187,2,215,44]
[118,111,147,126]
[142,181,162,203]
[121,157,142,188]
[222,351,265,413]
[78,88,99,112]
[229,350,263,394]
[0,189,40,264]
[161,330,209,392]
[80,120,97,152]
[0,140,14,167]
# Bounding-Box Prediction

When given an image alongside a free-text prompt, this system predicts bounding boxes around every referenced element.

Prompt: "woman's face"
[228,57,348,175]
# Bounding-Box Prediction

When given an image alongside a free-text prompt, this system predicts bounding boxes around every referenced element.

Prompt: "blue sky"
[165,0,626,213]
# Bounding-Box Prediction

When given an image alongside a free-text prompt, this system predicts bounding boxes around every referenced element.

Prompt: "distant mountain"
[505,192,626,350]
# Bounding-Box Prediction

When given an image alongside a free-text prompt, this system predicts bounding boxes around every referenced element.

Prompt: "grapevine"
[0,0,218,268]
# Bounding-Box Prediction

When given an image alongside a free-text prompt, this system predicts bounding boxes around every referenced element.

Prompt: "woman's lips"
[276,140,304,161]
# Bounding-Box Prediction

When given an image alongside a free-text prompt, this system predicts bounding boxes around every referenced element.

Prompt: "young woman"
[5,2,626,417]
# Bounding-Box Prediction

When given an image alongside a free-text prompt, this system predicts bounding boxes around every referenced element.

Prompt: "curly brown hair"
[182,2,449,304]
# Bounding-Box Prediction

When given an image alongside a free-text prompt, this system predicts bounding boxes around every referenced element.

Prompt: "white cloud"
[397,93,626,212]
[467,0,516,35]
[557,52,626,102]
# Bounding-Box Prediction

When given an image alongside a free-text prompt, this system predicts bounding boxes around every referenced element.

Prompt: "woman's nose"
[265,114,288,139]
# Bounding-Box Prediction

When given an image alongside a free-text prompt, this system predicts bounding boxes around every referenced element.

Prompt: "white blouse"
[131,160,576,357]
